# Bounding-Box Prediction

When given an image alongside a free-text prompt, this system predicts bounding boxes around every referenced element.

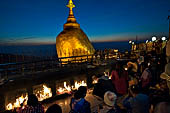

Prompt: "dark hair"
[27,94,38,107]
[154,102,170,113]
[46,104,62,113]
[74,90,83,100]
[130,85,140,94]
[115,63,124,78]
[78,86,87,98]
[110,63,116,71]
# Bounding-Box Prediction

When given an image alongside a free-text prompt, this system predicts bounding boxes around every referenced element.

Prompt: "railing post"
[32,62,35,73]
[42,60,45,72]
[5,65,8,80]
[16,54,18,63]
[0,54,3,64]
[8,55,10,63]
[22,54,24,62]
[22,64,25,75]
[0,94,5,111]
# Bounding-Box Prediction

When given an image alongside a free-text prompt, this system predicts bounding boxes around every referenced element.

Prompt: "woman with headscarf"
[98,91,121,113]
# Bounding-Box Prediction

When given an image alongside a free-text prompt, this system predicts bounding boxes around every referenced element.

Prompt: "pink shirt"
[111,70,128,95]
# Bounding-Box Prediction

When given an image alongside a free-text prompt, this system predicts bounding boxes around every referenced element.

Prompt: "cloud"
[0,36,56,45]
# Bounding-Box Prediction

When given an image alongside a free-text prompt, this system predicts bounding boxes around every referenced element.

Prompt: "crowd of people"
[4,51,170,113]
[92,52,170,113]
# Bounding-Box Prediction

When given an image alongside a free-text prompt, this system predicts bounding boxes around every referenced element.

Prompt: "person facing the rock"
[160,63,170,95]
[153,102,170,113]
[93,73,115,99]
[123,85,150,113]
[98,91,121,113]
[46,104,62,113]
[70,86,91,113]
[18,94,44,113]
[111,63,128,95]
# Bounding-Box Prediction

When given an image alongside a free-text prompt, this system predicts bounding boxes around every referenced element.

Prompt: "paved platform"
[43,90,103,113]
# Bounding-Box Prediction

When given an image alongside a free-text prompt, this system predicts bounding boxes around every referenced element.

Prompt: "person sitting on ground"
[46,104,62,113]
[149,81,170,113]
[127,61,138,76]
[98,91,121,113]
[18,94,44,113]
[70,86,91,113]
[93,73,115,99]
[137,56,144,76]
[160,63,170,95]
[111,63,128,96]
[140,62,152,94]
[127,61,138,87]
[123,85,149,113]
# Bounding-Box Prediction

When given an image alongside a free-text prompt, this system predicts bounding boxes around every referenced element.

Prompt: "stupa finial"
[64,0,79,29]
[67,0,75,16]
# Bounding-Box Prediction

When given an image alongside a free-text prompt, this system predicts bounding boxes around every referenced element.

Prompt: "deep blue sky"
[0,0,169,45]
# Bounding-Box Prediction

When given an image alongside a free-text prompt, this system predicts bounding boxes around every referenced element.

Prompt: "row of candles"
[6,80,87,110]
[6,71,117,110]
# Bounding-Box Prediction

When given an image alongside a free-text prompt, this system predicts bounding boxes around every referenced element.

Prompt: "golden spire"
[64,0,80,29]
[67,0,75,16]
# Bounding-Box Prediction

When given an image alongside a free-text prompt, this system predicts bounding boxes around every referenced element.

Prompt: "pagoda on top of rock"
[56,0,95,62]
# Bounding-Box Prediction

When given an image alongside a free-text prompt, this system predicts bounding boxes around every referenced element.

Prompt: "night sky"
[0,0,170,45]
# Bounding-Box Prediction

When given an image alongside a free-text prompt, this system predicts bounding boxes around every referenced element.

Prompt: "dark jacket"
[106,105,121,113]
[93,76,115,99]
[123,94,149,113]
[70,98,91,113]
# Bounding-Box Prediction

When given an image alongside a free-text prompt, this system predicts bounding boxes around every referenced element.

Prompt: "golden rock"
[56,0,95,62]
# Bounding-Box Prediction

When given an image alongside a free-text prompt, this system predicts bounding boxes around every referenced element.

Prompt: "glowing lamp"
[162,37,166,41]
[152,37,156,41]
[114,49,118,52]
[129,40,132,44]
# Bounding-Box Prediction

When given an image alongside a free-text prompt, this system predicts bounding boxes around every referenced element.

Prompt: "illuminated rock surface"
[56,0,95,61]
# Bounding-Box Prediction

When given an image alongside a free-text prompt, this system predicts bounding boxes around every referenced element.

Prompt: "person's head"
[104,91,117,107]
[115,63,121,70]
[154,102,170,113]
[46,104,62,113]
[127,62,137,72]
[111,63,116,71]
[74,90,83,100]
[127,62,133,68]
[115,63,125,77]
[27,94,38,107]
[78,86,87,98]
[130,85,140,97]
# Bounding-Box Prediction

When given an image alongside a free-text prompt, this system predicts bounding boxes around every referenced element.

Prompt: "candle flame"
[6,94,28,110]
[57,80,87,94]
[35,85,52,101]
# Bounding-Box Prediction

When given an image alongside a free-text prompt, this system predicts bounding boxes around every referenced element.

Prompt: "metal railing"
[0,54,108,80]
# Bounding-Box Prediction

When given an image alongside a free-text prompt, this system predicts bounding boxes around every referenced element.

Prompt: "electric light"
[162,37,166,41]
[152,37,156,41]
[132,42,134,44]
[129,40,132,44]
